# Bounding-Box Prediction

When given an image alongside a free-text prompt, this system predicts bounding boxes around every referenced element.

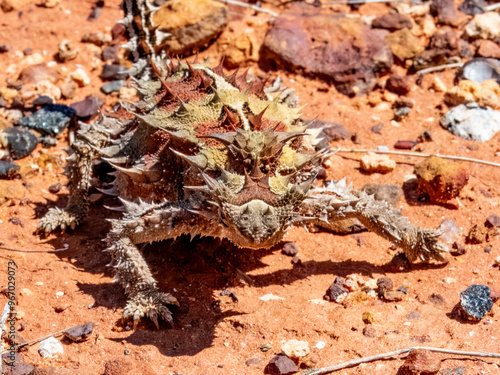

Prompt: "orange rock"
[414,156,469,203]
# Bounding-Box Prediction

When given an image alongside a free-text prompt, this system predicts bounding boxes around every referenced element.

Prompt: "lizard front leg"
[300,179,450,262]
[38,117,126,233]
[106,199,222,328]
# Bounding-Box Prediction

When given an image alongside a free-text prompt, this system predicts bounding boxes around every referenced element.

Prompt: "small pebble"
[417,130,433,143]
[377,277,394,293]
[363,326,376,338]
[383,290,405,302]
[281,242,298,256]
[265,355,298,375]
[100,64,129,81]
[48,183,62,194]
[70,68,90,87]
[428,293,446,306]
[394,140,417,150]
[315,341,325,349]
[259,343,272,352]
[324,283,348,303]
[406,311,421,320]
[64,322,95,342]
[362,311,379,324]
[38,337,63,358]
[245,358,262,366]
[281,339,309,360]
[495,256,500,265]
[485,214,500,228]
[0,161,20,179]
[70,96,102,120]
[394,107,411,121]
[100,80,126,94]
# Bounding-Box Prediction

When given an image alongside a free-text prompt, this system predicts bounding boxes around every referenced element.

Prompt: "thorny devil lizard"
[37,0,450,328]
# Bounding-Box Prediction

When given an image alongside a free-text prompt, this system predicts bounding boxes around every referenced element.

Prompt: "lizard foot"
[123,288,179,330]
[37,207,79,234]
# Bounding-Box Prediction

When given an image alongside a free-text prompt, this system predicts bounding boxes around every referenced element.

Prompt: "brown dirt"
[0,1,499,375]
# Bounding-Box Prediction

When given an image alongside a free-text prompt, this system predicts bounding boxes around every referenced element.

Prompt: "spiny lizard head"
[122,58,325,248]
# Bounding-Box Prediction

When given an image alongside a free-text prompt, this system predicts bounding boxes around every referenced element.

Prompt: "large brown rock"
[153,0,228,55]
[261,14,393,95]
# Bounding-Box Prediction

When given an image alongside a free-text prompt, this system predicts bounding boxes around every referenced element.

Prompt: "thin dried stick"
[301,346,500,375]
[484,2,500,11]
[417,62,464,74]
[337,148,500,168]
[323,0,400,4]
[215,0,279,17]
[0,244,70,253]
[0,326,73,354]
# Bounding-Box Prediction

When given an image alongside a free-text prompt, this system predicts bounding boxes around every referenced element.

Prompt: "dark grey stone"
[2,127,38,159]
[64,322,95,342]
[460,284,493,321]
[18,104,76,136]
[0,161,20,179]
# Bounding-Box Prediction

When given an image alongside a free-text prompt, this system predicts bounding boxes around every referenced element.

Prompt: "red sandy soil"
[0,1,499,374]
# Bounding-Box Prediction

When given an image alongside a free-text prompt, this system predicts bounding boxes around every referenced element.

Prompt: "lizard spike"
[200,132,237,146]
[226,68,239,85]
[98,145,121,157]
[177,99,190,113]
[66,153,78,162]
[122,37,138,51]
[170,148,207,169]
[296,175,316,194]
[192,53,199,64]
[187,209,219,221]
[118,197,137,212]
[104,205,127,212]
[154,29,171,46]
[248,106,268,131]
[183,185,209,192]
[186,60,196,75]
[96,186,119,196]
[117,13,133,26]
[200,171,221,191]
[144,1,160,13]
[210,86,222,103]
[108,162,144,177]
[213,58,225,76]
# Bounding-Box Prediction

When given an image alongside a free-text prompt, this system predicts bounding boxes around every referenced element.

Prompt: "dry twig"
[337,148,500,168]
[416,62,464,75]
[215,0,279,17]
[301,346,500,375]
